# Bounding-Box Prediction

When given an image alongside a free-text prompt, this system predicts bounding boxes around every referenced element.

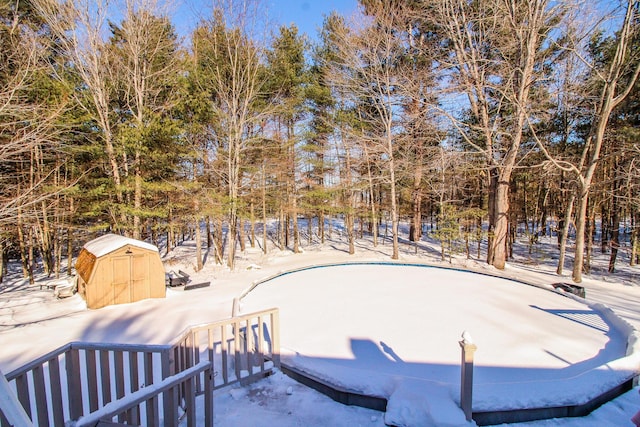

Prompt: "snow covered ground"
[1,225,639,426]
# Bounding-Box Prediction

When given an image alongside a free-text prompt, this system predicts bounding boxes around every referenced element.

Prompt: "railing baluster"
[85,350,98,413]
[204,365,214,427]
[246,318,254,375]
[258,315,265,372]
[32,365,49,426]
[234,320,242,382]
[99,350,111,406]
[272,311,281,368]
[128,351,140,425]
[114,351,125,423]
[193,331,202,393]
[221,324,228,385]
[184,373,195,427]
[65,348,83,421]
[161,349,177,426]
[15,373,31,421]
[144,352,157,427]
[48,357,64,427]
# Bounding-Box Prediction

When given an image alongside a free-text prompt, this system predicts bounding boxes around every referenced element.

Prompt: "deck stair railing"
[0,308,279,427]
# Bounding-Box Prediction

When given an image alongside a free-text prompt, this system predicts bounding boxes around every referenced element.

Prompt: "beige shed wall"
[79,244,165,309]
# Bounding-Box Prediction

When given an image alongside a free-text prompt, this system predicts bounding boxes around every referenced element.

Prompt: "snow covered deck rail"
[168,307,280,393]
[70,361,213,427]
[0,308,280,427]
[1,341,174,427]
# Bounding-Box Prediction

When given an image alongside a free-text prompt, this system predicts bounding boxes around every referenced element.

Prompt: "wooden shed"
[76,234,166,309]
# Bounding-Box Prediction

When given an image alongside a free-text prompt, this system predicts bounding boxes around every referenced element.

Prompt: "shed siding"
[76,237,166,309]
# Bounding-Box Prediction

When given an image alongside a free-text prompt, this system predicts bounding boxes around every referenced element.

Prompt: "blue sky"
[173,0,359,42]
[266,0,357,39]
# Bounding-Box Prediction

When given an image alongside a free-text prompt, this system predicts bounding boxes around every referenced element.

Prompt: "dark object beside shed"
[552,282,586,298]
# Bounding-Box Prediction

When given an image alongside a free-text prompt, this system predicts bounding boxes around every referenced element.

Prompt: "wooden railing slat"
[128,351,140,425]
[258,315,265,372]
[144,352,157,427]
[15,374,31,421]
[47,357,64,427]
[85,350,99,413]
[99,350,111,406]
[161,349,176,426]
[65,349,83,421]
[221,325,228,385]
[113,351,125,423]
[32,365,49,427]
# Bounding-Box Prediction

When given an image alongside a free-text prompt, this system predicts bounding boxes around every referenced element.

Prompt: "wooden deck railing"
[169,307,280,392]
[0,308,280,427]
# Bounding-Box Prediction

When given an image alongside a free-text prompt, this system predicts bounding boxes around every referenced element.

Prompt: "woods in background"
[0,0,638,283]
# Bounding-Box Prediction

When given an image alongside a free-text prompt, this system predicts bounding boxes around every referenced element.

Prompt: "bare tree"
[191,0,271,269]
[326,2,422,260]
[532,0,640,281]
[421,0,565,269]
[1,1,74,282]
[34,0,128,230]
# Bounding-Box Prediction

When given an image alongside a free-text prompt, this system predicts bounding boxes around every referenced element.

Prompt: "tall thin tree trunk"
[608,169,620,273]
[584,199,594,274]
[195,217,203,272]
[250,202,256,248]
[239,218,246,252]
[67,224,73,276]
[262,165,268,255]
[557,193,575,275]
[0,240,4,284]
[631,210,639,266]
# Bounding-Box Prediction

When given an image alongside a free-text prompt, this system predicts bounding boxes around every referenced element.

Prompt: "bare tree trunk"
[410,157,423,242]
[17,209,28,279]
[262,165,268,255]
[227,213,237,269]
[0,240,4,284]
[239,218,246,252]
[608,180,620,273]
[195,217,203,272]
[557,193,575,275]
[490,170,512,269]
[571,0,640,283]
[384,131,400,260]
[632,210,639,266]
[346,210,355,255]
[215,217,224,264]
[133,153,142,240]
[250,201,256,248]
[67,225,73,276]
[584,199,594,274]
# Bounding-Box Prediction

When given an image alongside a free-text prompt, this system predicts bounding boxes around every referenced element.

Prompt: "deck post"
[459,331,477,422]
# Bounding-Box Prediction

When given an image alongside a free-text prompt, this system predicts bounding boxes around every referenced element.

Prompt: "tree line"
[0,0,638,284]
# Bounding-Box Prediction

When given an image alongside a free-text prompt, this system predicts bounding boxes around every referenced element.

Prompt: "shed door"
[131,254,149,301]
[112,256,132,305]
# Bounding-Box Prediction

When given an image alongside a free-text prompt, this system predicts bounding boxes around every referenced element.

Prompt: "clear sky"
[173,0,359,43]
[266,0,358,39]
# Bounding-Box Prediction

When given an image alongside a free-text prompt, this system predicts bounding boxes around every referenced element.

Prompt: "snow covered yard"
[1,230,639,426]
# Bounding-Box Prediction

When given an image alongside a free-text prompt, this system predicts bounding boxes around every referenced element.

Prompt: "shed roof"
[82,234,159,258]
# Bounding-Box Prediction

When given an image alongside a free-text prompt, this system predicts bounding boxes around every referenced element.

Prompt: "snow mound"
[385,380,475,427]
